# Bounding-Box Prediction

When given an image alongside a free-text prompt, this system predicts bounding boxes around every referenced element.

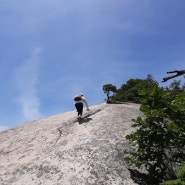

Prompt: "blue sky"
[0,0,185,131]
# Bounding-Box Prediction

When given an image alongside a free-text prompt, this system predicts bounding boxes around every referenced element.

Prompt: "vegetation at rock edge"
[103,74,185,184]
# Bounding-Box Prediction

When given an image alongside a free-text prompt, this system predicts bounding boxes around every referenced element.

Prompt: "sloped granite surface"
[0,103,141,185]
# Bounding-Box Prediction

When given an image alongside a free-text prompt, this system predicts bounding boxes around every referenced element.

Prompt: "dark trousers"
[75,103,83,116]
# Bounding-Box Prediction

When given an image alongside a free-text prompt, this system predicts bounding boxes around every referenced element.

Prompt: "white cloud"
[15,47,42,121]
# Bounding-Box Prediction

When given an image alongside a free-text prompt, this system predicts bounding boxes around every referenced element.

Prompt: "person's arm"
[82,97,90,110]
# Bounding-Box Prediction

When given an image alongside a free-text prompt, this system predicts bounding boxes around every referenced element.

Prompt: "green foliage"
[169,80,181,91]
[103,75,185,182]
[102,75,185,104]
[166,80,185,92]
[161,164,185,185]
[176,164,185,180]
[115,74,158,103]
[103,84,117,103]
[161,179,185,185]
[124,86,185,182]
[103,84,117,93]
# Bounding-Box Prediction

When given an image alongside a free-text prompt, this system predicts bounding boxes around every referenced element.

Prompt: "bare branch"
[162,70,185,82]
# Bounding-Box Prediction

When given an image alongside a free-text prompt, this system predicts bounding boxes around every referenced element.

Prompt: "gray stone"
[0,103,141,185]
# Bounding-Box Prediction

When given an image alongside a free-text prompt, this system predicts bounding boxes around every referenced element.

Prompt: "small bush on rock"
[124,86,185,183]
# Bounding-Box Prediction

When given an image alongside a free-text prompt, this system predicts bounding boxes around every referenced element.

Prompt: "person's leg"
[75,103,83,117]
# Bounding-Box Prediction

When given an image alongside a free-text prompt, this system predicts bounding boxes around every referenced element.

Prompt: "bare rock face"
[0,103,141,185]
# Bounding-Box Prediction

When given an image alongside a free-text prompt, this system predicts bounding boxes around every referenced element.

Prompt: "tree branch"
[162,70,185,82]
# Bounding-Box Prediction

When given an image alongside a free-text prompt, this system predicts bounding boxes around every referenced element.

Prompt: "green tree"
[103,84,117,103]
[124,87,185,182]
[168,80,181,92]
[167,80,185,92]
[115,75,158,103]
[146,74,158,84]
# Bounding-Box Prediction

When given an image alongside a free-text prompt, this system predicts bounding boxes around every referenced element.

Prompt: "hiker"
[74,93,90,118]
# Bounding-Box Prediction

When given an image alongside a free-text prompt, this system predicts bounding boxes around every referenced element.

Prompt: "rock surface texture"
[0,103,141,185]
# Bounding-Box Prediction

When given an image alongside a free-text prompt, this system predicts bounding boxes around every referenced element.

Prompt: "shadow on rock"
[129,169,160,185]
[106,100,128,104]
[79,118,93,124]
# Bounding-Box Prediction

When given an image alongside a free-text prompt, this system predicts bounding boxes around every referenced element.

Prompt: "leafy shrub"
[124,87,185,182]
[161,164,185,185]
[114,75,158,103]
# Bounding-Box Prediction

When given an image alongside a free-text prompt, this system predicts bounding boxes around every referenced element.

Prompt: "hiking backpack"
[74,95,82,101]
